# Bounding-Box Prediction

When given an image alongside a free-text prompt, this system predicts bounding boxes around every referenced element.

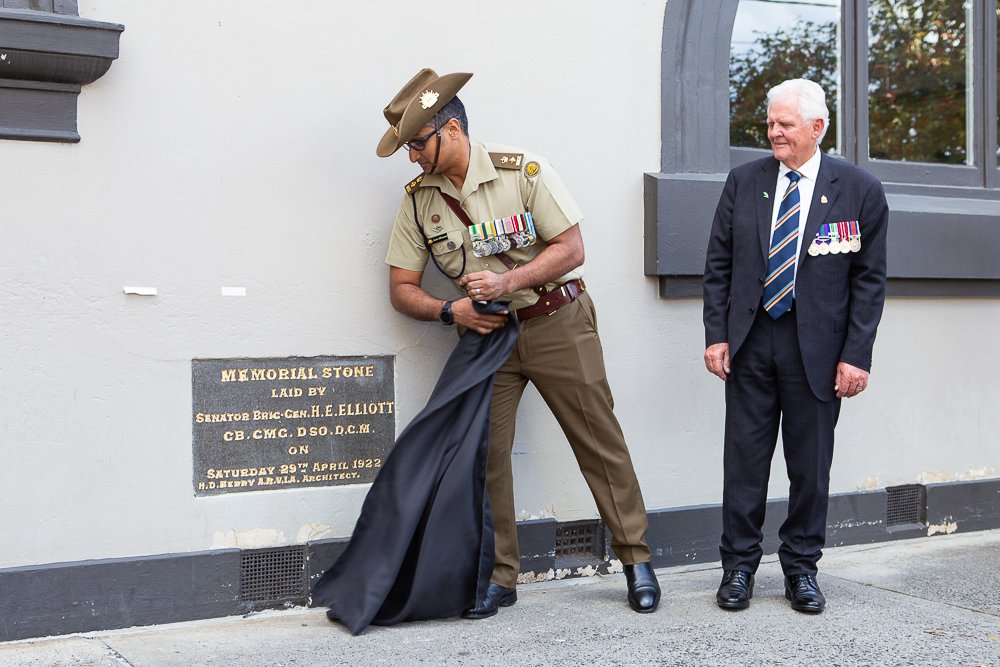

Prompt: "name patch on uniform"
[426,232,449,247]
[469,212,537,257]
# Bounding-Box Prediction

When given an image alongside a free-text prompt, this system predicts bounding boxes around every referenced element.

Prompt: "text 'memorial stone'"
[192,356,394,496]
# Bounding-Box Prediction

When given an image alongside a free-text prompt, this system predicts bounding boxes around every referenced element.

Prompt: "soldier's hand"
[452,298,508,334]
[460,270,509,303]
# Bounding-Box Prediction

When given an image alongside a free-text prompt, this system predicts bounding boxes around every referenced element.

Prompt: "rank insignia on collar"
[524,161,540,178]
[404,174,425,193]
[490,152,523,169]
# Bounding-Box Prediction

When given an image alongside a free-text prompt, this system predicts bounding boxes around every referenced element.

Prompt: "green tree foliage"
[868,0,969,163]
[730,20,839,151]
[729,1,972,164]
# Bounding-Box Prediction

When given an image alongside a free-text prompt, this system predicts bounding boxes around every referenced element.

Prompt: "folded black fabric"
[311,302,518,635]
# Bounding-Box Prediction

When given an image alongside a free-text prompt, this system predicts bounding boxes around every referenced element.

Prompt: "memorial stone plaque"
[192,356,394,496]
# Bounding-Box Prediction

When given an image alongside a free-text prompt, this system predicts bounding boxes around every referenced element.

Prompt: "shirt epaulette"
[489,152,523,169]
[404,174,424,194]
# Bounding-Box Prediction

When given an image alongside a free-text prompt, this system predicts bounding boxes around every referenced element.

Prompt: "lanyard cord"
[410,190,467,280]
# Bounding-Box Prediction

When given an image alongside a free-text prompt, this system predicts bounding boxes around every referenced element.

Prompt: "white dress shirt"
[770,148,822,288]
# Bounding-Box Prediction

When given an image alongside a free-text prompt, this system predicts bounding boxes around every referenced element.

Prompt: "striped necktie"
[762,170,801,319]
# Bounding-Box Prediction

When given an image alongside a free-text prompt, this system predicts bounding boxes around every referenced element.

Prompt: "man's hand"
[704,343,730,381]
[834,362,869,398]
[460,270,510,303]
[452,298,507,334]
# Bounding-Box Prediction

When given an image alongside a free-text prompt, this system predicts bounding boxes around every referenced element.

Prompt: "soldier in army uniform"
[378,68,659,618]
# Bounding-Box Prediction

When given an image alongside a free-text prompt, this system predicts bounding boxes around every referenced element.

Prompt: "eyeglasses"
[403,118,454,151]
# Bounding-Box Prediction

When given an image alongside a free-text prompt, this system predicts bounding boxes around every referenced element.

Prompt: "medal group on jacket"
[807,220,861,256]
[470,212,538,257]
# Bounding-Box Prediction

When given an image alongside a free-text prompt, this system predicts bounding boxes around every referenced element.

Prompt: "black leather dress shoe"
[716,569,754,610]
[461,582,517,620]
[784,573,826,613]
[624,562,661,613]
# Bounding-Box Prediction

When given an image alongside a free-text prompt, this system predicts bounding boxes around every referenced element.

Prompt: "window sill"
[0,7,123,142]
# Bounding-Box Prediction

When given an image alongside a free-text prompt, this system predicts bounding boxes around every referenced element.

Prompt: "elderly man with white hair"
[703,78,889,614]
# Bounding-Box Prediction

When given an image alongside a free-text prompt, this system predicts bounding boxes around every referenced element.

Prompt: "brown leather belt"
[515,279,586,322]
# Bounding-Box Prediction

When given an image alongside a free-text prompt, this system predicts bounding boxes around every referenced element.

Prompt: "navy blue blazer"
[703,153,889,401]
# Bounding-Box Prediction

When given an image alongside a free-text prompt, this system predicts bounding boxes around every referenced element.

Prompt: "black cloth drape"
[311,302,519,635]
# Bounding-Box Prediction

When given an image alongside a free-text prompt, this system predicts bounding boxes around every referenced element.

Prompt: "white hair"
[767,79,830,145]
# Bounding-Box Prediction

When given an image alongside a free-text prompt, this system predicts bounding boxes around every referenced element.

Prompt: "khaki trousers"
[487,291,651,588]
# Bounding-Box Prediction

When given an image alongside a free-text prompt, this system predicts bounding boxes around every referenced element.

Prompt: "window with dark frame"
[647,0,1000,297]
[729,0,1000,194]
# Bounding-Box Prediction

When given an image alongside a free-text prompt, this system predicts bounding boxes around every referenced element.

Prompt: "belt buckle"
[547,284,570,316]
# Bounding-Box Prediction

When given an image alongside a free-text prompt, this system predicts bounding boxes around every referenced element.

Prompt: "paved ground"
[2,529,998,666]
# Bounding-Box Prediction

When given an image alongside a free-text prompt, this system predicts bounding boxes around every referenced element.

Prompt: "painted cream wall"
[0,0,996,570]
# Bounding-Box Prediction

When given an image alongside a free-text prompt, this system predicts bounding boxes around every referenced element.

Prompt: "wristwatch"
[438,300,455,325]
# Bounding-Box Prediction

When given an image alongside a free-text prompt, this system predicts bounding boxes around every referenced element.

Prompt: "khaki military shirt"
[385,141,584,311]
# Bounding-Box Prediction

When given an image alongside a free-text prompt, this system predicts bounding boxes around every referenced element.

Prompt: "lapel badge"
[821,195,828,204]
[762,192,769,199]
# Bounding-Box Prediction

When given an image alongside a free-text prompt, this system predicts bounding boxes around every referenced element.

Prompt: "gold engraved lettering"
[301,471,361,482]
[334,423,371,436]
[217,479,256,489]
[195,412,250,423]
[296,425,331,438]
[221,367,323,382]
[336,401,395,416]
[312,460,351,472]
[207,466,276,479]
[203,358,391,495]
[271,387,304,398]
[251,428,290,440]
[257,475,297,486]
[321,365,376,379]
[308,404,335,418]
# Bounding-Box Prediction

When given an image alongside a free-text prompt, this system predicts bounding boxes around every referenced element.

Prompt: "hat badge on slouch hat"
[376,68,473,158]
